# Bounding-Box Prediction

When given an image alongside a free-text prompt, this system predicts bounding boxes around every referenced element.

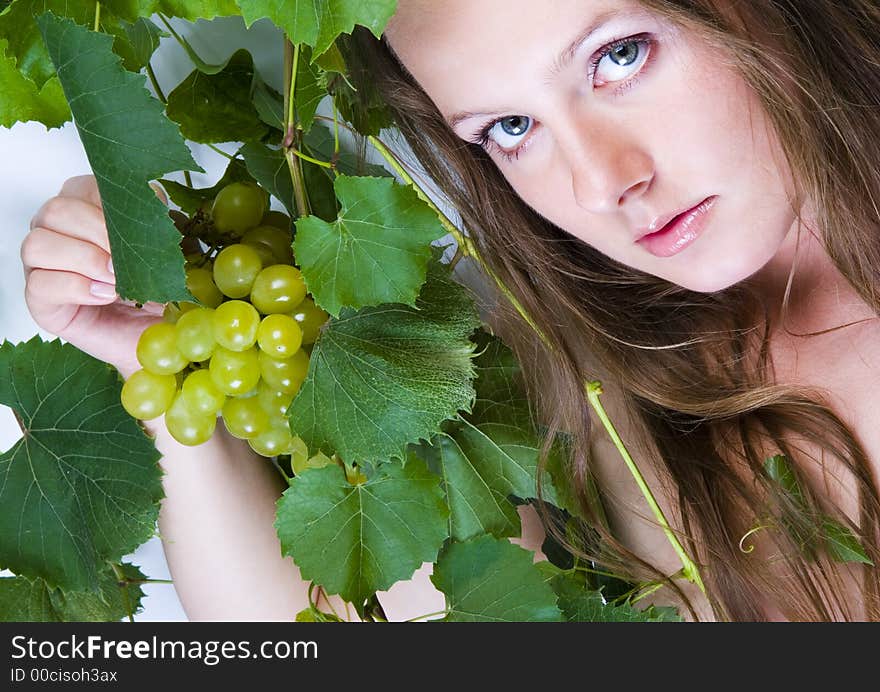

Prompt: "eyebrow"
[445,8,622,130]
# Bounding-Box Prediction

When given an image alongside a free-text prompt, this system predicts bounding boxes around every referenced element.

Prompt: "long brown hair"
[340,0,880,620]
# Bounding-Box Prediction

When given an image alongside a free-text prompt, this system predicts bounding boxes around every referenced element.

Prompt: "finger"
[149,181,169,206]
[29,195,110,253]
[58,174,102,209]
[20,227,115,283]
[25,268,118,310]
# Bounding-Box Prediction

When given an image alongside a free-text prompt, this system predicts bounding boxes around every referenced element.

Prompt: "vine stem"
[145,62,193,187]
[366,133,706,597]
[282,39,310,218]
[93,2,100,31]
[404,609,448,622]
[586,380,706,594]
[109,563,135,623]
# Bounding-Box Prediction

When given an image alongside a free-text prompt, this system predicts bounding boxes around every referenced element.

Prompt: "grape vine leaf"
[430,534,563,622]
[823,518,873,565]
[106,16,166,73]
[413,329,575,541]
[0,338,164,592]
[0,38,69,128]
[38,12,202,303]
[251,70,284,130]
[275,457,449,611]
[240,142,295,216]
[548,570,682,622]
[291,42,326,135]
[288,251,482,466]
[235,0,397,60]
[294,175,448,317]
[158,156,251,216]
[0,0,104,89]
[335,29,396,136]
[166,48,268,144]
[0,563,146,622]
[149,0,240,22]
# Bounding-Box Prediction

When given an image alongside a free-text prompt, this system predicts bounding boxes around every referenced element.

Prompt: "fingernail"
[90,281,116,299]
[107,258,115,275]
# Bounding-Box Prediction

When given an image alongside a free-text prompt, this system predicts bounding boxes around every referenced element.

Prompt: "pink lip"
[636,196,717,258]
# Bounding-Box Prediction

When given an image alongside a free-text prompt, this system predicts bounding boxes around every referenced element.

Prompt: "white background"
[0,15,478,621]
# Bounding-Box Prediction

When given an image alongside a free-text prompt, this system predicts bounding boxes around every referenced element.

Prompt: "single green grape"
[209,346,261,395]
[261,210,292,231]
[250,264,307,314]
[136,322,188,375]
[256,381,294,417]
[239,238,277,268]
[213,300,260,351]
[211,182,267,236]
[212,244,263,299]
[259,348,309,394]
[120,369,177,420]
[289,296,329,344]
[165,392,216,446]
[180,369,226,415]
[289,436,310,474]
[186,266,224,308]
[175,307,217,362]
[257,313,303,358]
[241,225,294,265]
[221,395,269,439]
[247,416,294,457]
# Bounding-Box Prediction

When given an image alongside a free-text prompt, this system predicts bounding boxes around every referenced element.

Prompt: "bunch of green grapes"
[121,180,333,474]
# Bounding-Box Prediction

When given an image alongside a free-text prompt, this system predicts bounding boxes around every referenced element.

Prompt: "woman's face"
[385,0,799,293]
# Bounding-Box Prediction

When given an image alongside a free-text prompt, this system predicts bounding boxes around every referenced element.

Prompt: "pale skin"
[21,1,880,620]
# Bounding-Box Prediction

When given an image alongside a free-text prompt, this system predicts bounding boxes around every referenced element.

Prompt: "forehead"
[385,0,649,122]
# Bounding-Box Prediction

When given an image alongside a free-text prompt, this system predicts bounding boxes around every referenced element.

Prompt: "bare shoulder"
[586,381,713,620]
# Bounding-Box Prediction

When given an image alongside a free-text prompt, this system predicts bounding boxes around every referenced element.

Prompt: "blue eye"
[470,34,655,162]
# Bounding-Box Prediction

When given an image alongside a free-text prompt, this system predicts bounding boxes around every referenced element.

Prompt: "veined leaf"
[288,252,481,466]
[0,563,146,622]
[431,534,563,622]
[550,571,682,622]
[106,16,166,73]
[0,38,69,128]
[823,517,873,565]
[294,175,448,316]
[240,142,295,216]
[235,0,397,60]
[149,0,240,22]
[275,457,448,610]
[0,338,163,592]
[38,12,202,303]
[166,48,268,144]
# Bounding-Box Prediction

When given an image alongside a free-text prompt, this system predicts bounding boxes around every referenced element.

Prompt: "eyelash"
[469,33,656,162]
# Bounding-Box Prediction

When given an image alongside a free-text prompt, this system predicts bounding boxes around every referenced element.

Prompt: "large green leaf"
[240,142,295,216]
[823,518,873,565]
[0,563,146,621]
[0,38,69,128]
[149,0,240,22]
[39,12,202,303]
[0,338,163,592]
[275,457,448,609]
[235,0,396,60]
[165,48,268,144]
[106,16,166,73]
[294,175,448,317]
[288,253,481,466]
[431,534,563,622]
[415,330,573,541]
[547,569,682,622]
[291,42,325,135]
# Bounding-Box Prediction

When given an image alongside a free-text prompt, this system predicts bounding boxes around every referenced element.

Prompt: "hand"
[21,174,169,378]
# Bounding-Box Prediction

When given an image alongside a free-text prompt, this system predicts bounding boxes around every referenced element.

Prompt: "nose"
[563,115,655,214]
